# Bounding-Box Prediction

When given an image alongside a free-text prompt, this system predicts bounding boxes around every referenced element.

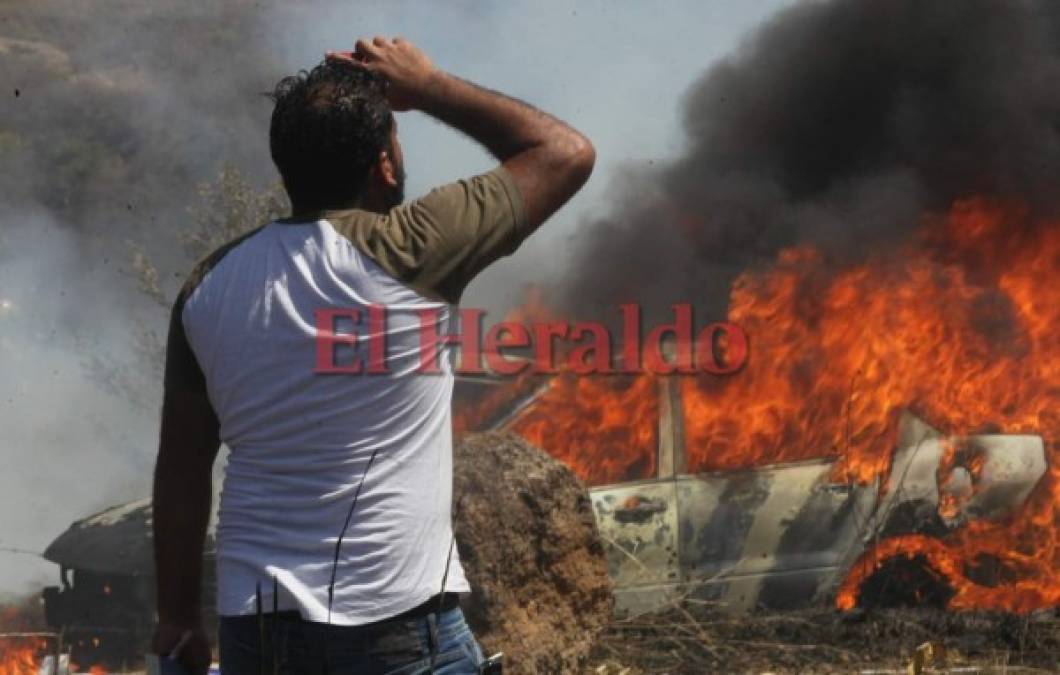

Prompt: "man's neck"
[287,192,392,221]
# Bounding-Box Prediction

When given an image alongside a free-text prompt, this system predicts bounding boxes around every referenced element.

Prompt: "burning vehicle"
[455,365,1049,615]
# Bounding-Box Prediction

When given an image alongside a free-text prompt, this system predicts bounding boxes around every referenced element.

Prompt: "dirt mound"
[453,432,613,674]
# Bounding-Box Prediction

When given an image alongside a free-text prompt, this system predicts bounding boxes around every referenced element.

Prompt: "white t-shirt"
[167,168,526,625]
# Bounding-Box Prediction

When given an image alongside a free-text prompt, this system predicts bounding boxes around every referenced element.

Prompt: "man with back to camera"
[149,36,594,674]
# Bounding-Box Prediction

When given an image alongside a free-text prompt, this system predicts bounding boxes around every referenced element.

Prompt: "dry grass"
[585,603,1060,674]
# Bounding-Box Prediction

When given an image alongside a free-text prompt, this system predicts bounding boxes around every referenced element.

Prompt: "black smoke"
[556,0,1060,321]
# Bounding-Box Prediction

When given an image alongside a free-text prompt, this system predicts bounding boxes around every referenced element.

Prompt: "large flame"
[510,373,659,485]
[489,198,1058,612]
[456,287,662,486]
[682,198,1056,486]
[704,198,1059,612]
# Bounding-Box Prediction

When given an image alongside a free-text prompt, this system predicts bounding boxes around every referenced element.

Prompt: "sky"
[0,0,795,596]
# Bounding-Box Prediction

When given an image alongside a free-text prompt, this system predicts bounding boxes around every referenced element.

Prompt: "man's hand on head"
[327,36,437,112]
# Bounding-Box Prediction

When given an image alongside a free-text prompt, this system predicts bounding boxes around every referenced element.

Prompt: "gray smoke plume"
[0,0,286,594]
[555,0,1060,321]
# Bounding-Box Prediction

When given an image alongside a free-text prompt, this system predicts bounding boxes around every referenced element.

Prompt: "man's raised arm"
[333,36,596,229]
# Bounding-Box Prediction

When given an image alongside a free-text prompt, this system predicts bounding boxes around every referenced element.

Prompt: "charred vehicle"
[41,500,218,669]
[454,372,1048,615]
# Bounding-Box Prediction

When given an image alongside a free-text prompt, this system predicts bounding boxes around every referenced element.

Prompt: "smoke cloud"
[0,0,286,594]
[555,0,1060,321]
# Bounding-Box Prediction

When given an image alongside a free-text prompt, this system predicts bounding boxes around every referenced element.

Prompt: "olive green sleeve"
[335,167,528,304]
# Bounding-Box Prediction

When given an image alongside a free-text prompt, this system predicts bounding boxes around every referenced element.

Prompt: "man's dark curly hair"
[269,60,393,210]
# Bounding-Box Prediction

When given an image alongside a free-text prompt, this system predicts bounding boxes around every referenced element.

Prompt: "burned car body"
[595,416,1043,614]
[467,374,1048,615]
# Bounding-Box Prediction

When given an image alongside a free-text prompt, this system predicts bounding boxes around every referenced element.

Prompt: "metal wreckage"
[38,370,1046,668]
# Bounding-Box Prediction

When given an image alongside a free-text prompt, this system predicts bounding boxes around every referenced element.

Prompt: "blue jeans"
[218,605,485,674]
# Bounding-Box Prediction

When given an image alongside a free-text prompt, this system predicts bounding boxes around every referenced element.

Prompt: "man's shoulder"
[176,224,271,309]
[321,168,527,305]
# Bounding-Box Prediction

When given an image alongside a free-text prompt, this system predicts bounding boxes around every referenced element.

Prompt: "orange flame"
[481,197,1058,612]
[0,606,46,675]
[681,199,1056,485]
[510,373,659,486]
[0,639,42,675]
[695,198,1059,611]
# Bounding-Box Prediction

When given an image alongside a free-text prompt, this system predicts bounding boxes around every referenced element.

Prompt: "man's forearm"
[152,388,220,627]
[153,454,213,626]
[416,71,584,165]
[341,37,595,227]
